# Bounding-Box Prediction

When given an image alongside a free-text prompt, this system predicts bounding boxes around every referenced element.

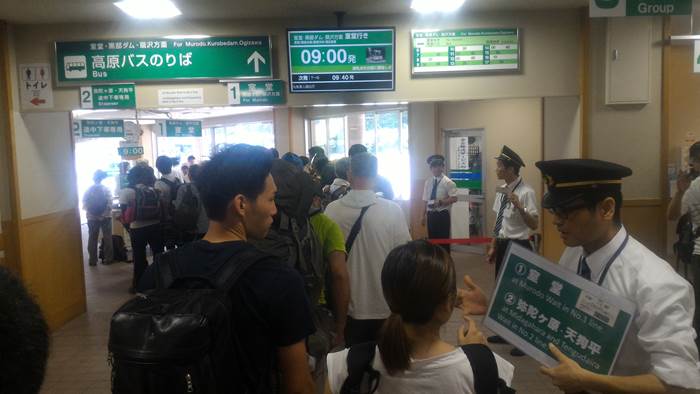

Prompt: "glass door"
[444,129,486,252]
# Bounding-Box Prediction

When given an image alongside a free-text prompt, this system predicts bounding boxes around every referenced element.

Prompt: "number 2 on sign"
[80,86,93,109]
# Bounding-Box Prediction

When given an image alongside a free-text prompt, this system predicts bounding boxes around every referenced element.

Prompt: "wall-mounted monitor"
[411,28,520,76]
[287,27,395,93]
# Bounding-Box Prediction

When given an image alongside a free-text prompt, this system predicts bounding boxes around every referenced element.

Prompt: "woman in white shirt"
[326,240,514,394]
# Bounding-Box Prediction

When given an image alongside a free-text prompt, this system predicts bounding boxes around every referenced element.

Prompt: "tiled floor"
[39,230,561,393]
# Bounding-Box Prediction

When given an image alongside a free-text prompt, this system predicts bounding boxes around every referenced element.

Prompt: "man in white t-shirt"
[325,152,412,347]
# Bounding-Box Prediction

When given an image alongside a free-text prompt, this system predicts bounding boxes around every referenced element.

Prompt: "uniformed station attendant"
[422,154,458,253]
[536,159,700,393]
[488,145,539,276]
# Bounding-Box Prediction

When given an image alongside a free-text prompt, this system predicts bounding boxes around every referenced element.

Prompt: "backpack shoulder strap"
[461,344,500,394]
[215,247,268,292]
[340,342,380,394]
[346,205,373,254]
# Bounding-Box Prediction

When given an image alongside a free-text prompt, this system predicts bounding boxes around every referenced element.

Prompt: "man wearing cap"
[487,145,539,355]
[537,159,700,393]
[422,154,458,253]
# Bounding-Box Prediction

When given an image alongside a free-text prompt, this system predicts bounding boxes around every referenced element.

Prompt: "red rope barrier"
[427,237,492,245]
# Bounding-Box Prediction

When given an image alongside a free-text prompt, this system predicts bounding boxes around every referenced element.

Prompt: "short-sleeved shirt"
[422,175,458,212]
[559,227,700,389]
[325,190,412,319]
[310,212,347,258]
[492,177,538,240]
[137,240,316,393]
[681,176,700,254]
[327,346,514,394]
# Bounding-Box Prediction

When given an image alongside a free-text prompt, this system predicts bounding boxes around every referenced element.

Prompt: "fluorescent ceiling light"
[114,0,182,19]
[411,0,466,13]
[163,35,211,39]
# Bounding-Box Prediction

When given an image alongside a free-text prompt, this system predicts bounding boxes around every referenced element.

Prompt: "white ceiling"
[1,0,588,24]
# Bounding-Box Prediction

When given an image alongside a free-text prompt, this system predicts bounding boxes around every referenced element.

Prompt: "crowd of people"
[4,140,699,393]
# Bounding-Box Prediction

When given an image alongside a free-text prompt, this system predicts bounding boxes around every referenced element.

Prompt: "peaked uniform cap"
[495,146,525,168]
[427,154,445,166]
[535,159,632,208]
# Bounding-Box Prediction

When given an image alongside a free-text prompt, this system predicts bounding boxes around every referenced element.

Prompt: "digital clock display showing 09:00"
[287,28,395,93]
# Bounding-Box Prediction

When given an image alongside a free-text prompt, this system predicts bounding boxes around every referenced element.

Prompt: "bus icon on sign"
[64,56,87,79]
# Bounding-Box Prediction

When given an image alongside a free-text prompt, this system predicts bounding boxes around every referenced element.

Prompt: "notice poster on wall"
[483,244,636,374]
[411,28,520,76]
[287,28,395,93]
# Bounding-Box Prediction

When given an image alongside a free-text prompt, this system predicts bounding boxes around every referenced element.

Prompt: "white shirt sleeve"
[635,273,700,388]
[447,179,458,198]
[681,190,691,215]
[493,193,502,214]
[394,205,413,246]
[422,178,432,202]
[523,189,539,217]
[118,188,133,205]
[326,349,350,394]
[494,353,516,386]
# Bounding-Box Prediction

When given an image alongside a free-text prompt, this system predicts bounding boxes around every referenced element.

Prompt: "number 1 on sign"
[227,82,241,105]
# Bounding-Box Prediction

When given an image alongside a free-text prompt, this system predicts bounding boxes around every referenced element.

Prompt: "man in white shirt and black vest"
[422,154,458,254]
[487,146,539,355]
[537,159,700,393]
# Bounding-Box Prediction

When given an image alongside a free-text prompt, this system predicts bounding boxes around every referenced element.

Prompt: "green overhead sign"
[159,120,202,137]
[80,84,135,109]
[287,28,395,93]
[412,29,519,75]
[227,80,285,106]
[76,119,125,138]
[55,36,272,85]
[590,0,691,17]
[484,245,635,375]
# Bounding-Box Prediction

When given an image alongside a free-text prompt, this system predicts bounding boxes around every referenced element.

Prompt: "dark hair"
[282,152,304,169]
[429,159,445,169]
[197,144,273,221]
[582,189,623,226]
[350,152,377,179]
[300,156,310,166]
[312,155,329,171]
[335,157,350,180]
[308,146,325,159]
[127,165,156,187]
[155,155,172,175]
[188,164,201,183]
[187,155,196,161]
[348,144,368,157]
[0,266,49,394]
[269,148,280,159]
[378,240,456,374]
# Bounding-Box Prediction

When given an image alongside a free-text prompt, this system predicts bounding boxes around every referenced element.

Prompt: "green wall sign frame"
[55,36,272,86]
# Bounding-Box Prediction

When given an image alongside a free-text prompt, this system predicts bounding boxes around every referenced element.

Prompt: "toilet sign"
[19,63,54,109]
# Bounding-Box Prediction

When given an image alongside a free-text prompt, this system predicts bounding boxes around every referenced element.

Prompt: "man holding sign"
[536,159,700,393]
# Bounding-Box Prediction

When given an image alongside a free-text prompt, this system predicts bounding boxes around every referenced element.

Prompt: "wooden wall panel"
[622,199,665,259]
[19,209,86,330]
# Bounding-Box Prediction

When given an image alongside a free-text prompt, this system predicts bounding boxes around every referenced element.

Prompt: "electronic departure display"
[287,28,395,93]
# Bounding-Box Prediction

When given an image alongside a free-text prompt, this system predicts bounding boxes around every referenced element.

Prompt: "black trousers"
[494,238,532,280]
[130,223,164,288]
[427,210,451,254]
[345,316,386,347]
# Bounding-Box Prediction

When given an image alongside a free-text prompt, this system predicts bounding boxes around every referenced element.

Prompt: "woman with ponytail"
[325,240,514,393]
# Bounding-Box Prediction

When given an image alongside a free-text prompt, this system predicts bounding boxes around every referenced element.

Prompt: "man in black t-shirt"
[138,144,315,394]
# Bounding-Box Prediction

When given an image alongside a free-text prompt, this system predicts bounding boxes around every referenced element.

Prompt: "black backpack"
[99,235,129,262]
[108,246,263,394]
[675,213,698,264]
[250,159,331,372]
[340,342,515,394]
[173,183,202,233]
[133,184,161,221]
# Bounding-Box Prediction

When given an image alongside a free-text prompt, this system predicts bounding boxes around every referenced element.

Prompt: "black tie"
[430,178,438,201]
[493,192,507,237]
[579,257,592,281]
